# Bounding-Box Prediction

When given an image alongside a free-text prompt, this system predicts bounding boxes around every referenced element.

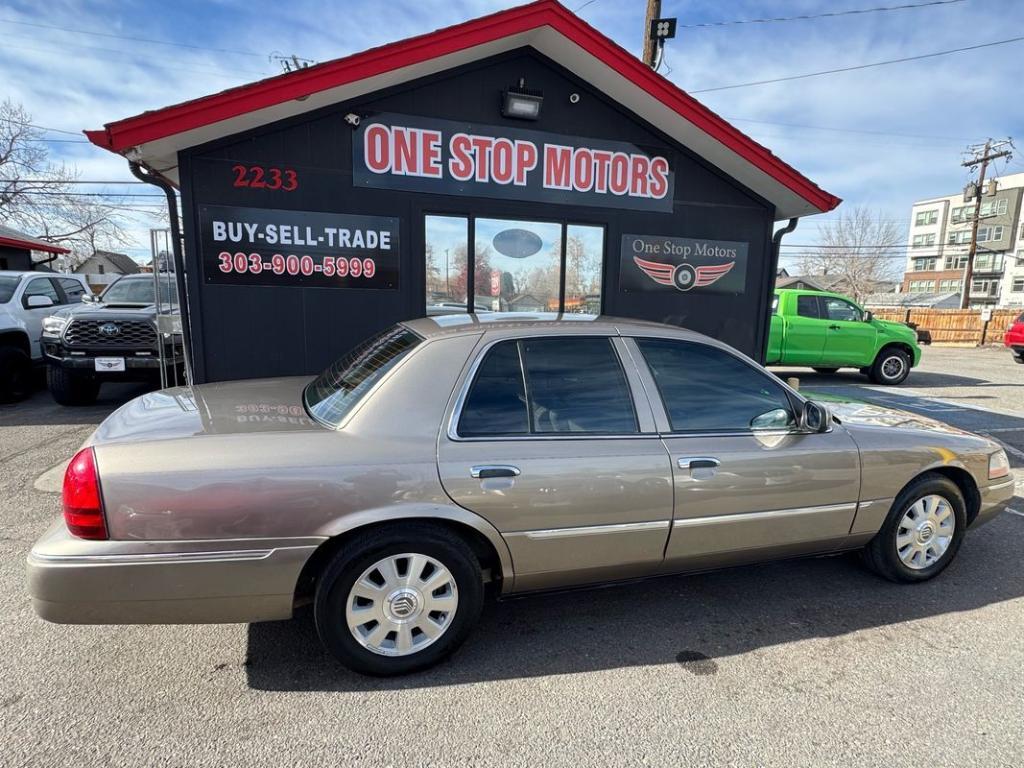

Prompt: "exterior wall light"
[501,81,543,120]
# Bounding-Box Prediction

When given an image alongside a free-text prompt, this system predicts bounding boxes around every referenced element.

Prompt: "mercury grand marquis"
[28,314,1014,676]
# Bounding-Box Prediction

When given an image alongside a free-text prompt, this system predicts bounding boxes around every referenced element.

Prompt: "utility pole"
[960,139,1013,309]
[642,0,662,68]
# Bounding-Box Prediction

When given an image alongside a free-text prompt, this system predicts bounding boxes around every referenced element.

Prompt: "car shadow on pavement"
[0,383,152,427]
[245,516,1024,691]
[770,369,992,389]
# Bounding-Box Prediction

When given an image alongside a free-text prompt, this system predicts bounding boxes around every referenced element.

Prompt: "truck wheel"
[0,346,33,402]
[47,365,100,406]
[812,367,839,374]
[868,347,911,385]
[314,524,484,676]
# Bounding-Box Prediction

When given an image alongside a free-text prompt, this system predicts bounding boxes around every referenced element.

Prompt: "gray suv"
[41,274,182,405]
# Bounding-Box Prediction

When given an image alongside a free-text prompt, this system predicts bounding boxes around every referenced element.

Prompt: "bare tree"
[0,99,134,265]
[796,206,903,301]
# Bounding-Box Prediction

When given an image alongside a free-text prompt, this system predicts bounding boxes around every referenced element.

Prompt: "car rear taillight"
[62,447,108,540]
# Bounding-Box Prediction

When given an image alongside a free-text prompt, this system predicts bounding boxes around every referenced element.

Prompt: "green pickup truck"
[766,289,921,385]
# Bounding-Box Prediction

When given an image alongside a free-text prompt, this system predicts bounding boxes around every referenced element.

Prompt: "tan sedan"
[28,314,1014,675]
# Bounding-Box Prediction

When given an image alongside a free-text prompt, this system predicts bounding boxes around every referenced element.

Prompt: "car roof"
[401,312,716,343]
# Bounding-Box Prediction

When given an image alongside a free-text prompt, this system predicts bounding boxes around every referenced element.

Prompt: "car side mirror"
[81,293,97,303]
[800,400,832,433]
[25,295,54,309]
[864,310,873,323]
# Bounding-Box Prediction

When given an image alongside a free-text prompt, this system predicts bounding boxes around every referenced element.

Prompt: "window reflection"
[425,215,469,316]
[475,218,562,313]
[564,224,603,314]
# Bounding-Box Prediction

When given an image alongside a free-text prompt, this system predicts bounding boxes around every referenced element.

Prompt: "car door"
[20,278,61,359]
[625,336,862,572]
[820,296,877,367]
[782,294,828,365]
[437,333,674,592]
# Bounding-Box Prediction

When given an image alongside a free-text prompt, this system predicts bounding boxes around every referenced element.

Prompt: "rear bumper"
[971,475,1015,528]
[27,522,324,624]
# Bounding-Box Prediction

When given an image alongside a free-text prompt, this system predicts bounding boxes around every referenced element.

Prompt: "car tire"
[47,365,100,406]
[0,346,33,402]
[1012,352,1024,365]
[314,524,484,676]
[868,347,911,385]
[861,473,967,583]
[813,367,840,374]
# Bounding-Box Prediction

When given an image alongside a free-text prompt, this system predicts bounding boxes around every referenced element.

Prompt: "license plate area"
[94,357,126,372]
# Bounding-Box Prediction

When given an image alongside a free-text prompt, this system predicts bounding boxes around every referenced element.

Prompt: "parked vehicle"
[28,314,1012,676]
[41,273,183,405]
[0,271,90,401]
[767,289,921,384]
[1004,313,1024,364]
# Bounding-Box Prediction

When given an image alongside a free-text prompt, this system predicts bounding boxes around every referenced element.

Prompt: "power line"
[681,0,966,28]
[691,36,1024,93]
[2,41,270,80]
[724,116,974,142]
[0,118,82,136]
[0,179,146,184]
[0,16,264,58]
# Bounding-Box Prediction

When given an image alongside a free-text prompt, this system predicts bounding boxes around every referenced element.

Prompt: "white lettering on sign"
[361,122,669,201]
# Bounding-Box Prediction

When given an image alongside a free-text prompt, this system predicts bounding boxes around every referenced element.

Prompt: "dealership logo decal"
[633,257,735,292]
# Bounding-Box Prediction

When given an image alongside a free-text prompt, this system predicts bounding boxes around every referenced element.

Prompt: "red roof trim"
[85,0,839,213]
[0,235,69,255]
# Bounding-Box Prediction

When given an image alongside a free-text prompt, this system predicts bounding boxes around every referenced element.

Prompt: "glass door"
[423,215,604,316]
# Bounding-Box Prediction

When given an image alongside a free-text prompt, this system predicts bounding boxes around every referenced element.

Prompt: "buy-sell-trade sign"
[353,112,674,213]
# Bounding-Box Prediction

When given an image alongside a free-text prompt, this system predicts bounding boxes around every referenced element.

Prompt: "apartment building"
[903,171,1024,308]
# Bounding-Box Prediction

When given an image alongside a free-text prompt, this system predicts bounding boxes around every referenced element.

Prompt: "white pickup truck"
[0,271,90,401]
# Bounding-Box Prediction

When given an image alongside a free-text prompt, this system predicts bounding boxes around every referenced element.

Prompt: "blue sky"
[2,0,1023,267]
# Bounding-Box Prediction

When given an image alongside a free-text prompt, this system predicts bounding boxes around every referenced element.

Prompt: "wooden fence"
[866,307,1021,345]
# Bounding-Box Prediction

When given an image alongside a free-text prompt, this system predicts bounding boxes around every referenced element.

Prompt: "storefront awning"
[84,0,840,220]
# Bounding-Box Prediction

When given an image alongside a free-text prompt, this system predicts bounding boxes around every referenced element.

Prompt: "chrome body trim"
[672,502,858,528]
[521,520,670,540]
[28,548,276,565]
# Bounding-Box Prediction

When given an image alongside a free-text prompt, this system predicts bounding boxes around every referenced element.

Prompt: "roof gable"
[83,0,839,220]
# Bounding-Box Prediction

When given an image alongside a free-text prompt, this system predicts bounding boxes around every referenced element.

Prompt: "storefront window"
[425,215,469,316]
[425,216,604,315]
[475,218,562,313]
[564,224,603,314]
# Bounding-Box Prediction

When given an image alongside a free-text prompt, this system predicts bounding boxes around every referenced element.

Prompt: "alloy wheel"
[896,494,955,570]
[881,355,906,381]
[345,553,459,656]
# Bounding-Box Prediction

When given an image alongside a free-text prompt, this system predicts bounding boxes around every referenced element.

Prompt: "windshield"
[100,276,178,305]
[0,275,20,304]
[304,326,422,428]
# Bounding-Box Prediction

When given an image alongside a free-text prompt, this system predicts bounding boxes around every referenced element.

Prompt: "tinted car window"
[636,339,796,433]
[458,341,529,437]
[796,295,820,319]
[824,298,862,322]
[520,337,636,434]
[0,275,19,304]
[58,278,86,304]
[458,337,637,436]
[101,277,153,304]
[304,326,421,428]
[23,278,59,306]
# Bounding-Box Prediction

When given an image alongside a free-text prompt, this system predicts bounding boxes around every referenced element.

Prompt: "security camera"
[569,93,580,104]
[344,113,361,127]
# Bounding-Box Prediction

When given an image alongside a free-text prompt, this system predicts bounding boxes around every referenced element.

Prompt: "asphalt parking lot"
[3,350,1024,767]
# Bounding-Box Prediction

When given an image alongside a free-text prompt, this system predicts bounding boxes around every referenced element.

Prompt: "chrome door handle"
[471,465,521,479]
[677,457,720,470]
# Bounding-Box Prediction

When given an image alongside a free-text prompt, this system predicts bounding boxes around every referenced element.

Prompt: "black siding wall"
[180,48,775,383]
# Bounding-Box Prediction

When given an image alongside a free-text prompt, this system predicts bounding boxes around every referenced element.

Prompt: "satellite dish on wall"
[492,228,543,258]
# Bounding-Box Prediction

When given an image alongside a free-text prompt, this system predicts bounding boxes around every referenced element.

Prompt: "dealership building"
[85,0,839,384]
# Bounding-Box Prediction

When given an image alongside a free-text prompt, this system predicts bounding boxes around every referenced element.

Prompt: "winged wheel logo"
[633,256,735,292]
